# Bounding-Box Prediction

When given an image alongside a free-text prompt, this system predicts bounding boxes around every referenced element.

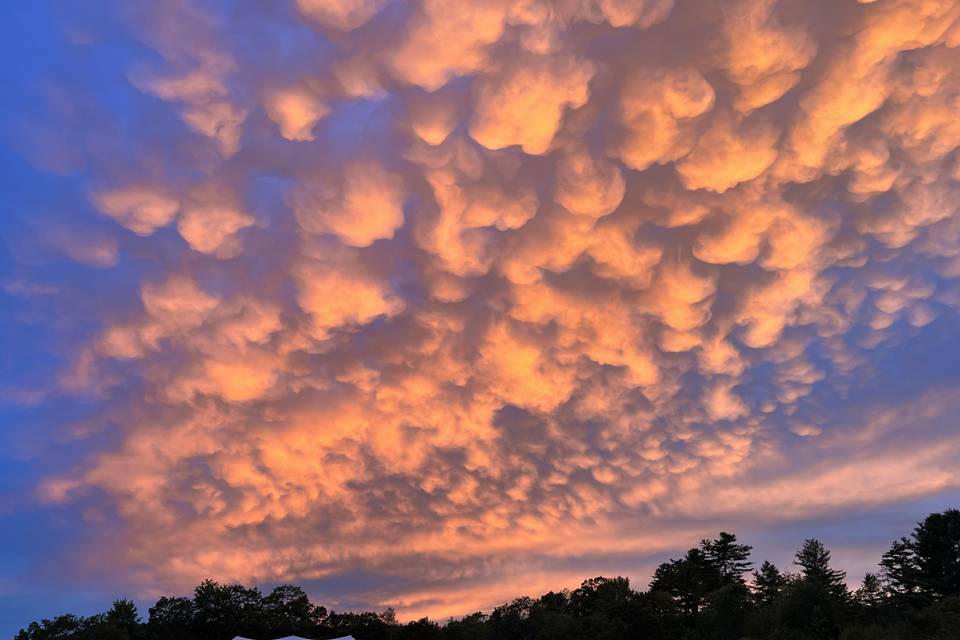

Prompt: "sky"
[2,0,960,635]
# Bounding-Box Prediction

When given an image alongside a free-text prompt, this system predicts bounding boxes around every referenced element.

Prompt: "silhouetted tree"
[105,600,139,626]
[14,615,83,640]
[567,576,663,640]
[911,509,960,601]
[441,612,491,640]
[768,539,850,639]
[751,560,788,606]
[529,590,582,639]
[854,574,884,609]
[568,577,635,619]
[701,532,753,585]
[262,584,326,635]
[488,596,532,640]
[650,548,716,617]
[880,509,960,608]
[880,536,920,603]
[696,582,752,640]
[795,538,848,601]
[325,609,393,640]
[398,617,442,640]
[147,595,195,638]
[190,579,265,639]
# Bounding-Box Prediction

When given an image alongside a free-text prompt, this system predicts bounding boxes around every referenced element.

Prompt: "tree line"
[15,508,960,640]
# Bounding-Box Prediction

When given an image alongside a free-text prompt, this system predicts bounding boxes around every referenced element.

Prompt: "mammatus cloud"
[6,0,960,620]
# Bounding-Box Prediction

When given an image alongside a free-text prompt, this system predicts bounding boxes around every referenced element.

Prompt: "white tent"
[233,636,356,640]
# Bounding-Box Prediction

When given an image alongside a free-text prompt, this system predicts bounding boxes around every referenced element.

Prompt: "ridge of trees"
[15,508,960,640]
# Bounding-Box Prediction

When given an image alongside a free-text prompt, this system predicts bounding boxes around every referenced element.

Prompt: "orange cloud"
[18,0,960,623]
[292,162,406,247]
[469,55,594,155]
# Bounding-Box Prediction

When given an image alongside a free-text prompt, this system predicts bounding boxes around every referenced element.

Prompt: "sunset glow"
[3,0,960,634]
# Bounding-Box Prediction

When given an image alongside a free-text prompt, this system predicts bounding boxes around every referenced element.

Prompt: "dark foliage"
[883,509,960,603]
[15,508,960,640]
[751,560,788,606]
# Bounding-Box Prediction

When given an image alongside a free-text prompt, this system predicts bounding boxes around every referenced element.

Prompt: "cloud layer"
[4,0,960,621]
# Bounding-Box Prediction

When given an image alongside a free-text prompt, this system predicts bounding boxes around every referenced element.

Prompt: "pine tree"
[911,508,960,600]
[794,538,848,601]
[881,509,960,605]
[752,560,787,606]
[880,536,920,601]
[701,532,754,585]
[854,573,884,608]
